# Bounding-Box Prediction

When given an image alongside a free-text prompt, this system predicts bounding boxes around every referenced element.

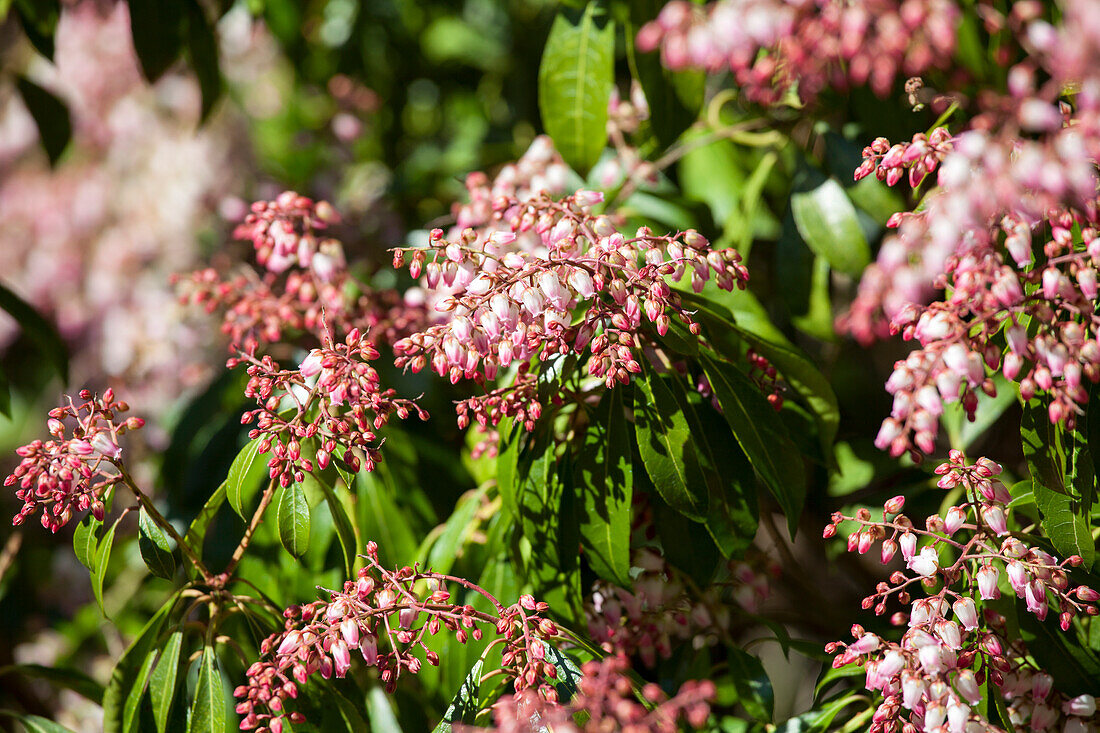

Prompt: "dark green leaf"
[0,280,68,383]
[127,0,186,82]
[183,0,222,120]
[0,366,10,418]
[138,507,177,580]
[701,353,806,536]
[538,3,615,174]
[150,631,183,733]
[187,647,226,733]
[654,499,719,586]
[634,368,708,520]
[225,438,268,519]
[510,425,571,568]
[790,176,870,277]
[575,388,633,586]
[13,0,59,59]
[73,510,103,571]
[0,664,104,703]
[726,647,774,722]
[276,483,311,558]
[425,486,488,575]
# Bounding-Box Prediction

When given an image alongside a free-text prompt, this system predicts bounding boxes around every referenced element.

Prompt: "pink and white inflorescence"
[824,452,1100,733]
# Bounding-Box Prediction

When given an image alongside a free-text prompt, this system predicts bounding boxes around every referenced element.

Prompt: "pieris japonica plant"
[3,0,1100,732]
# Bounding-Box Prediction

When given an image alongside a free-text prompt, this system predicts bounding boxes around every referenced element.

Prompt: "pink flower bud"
[899,532,917,561]
[360,634,378,665]
[847,634,880,655]
[884,495,905,514]
[956,669,982,705]
[944,506,966,536]
[299,350,324,378]
[980,504,1008,535]
[332,640,351,677]
[1063,695,1096,717]
[277,630,302,656]
[952,598,979,630]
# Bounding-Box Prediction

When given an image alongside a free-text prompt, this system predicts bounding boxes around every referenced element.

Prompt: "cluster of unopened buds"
[855,129,955,189]
[234,542,559,732]
[588,549,772,669]
[635,0,959,105]
[230,326,427,485]
[5,389,143,532]
[175,192,428,352]
[823,452,1100,732]
[391,188,747,426]
[474,653,715,733]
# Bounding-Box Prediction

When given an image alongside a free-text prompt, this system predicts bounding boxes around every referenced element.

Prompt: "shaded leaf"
[103,593,180,733]
[317,470,357,577]
[0,712,75,733]
[13,0,59,60]
[92,514,123,614]
[138,507,177,580]
[0,280,68,383]
[183,0,222,120]
[790,176,870,277]
[127,0,186,82]
[0,664,104,703]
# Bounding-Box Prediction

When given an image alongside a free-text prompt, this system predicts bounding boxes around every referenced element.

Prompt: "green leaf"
[15,77,70,167]
[366,687,403,733]
[183,0,222,120]
[73,511,103,571]
[434,656,486,730]
[138,507,177,580]
[0,366,10,418]
[1021,399,1095,568]
[276,483,311,558]
[634,368,709,520]
[654,499,719,586]
[789,176,870,277]
[127,0,186,82]
[225,438,268,519]
[537,2,615,174]
[701,353,806,536]
[356,468,420,568]
[0,280,68,383]
[187,647,226,733]
[0,664,105,703]
[508,425,571,568]
[0,712,76,733]
[103,593,180,733]
[92,514,123,615]
[183,482,226,578]
[425,486,488,576]
[726,647,774,722]
[542,642,584,702]
[13,0,59,60]
[317,471,357,576]
[149,631,183,733]
[575,388,633,586]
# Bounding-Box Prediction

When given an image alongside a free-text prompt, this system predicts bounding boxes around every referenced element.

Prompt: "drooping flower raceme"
[235,541,560,732]
[824,452,1100,732]
[231,326,427,485]
[5,389,143,532]
[391,188,748,430]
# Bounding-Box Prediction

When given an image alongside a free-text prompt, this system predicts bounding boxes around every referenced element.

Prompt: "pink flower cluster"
[476,653,715,733]
[231,326,427,485]
[587,549,772,668]
[391,189,747,428]
[824,452,1100,732]
[234,542,559,732]
[635,0,959,105]
[5,389,143,531]
[176,192,428,353]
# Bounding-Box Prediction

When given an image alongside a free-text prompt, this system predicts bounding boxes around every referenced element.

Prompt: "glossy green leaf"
[1021,400,1095,569]
[92,514,123,615]
[726,647,774,722]
[276,483,311,558]
[634,368,709,520]
[150,630,183,733]
[138,507,177,580]
[537,3,615,174]
[15,77,70,167]
[187,647,226,733]
[790,177,870,277]
[575,388,633,586]
[127,0,186,82]
[0,281,68,383]
[226,438,269,519]
[0,664,104,703]
[73,511,103,571]
[701,353,806,536]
